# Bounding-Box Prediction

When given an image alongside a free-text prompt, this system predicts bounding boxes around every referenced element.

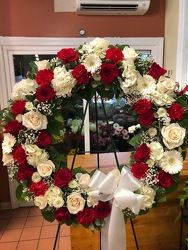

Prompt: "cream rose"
[67,192,85,214]
[34,196,47,209]
[122,46,138,61]
[157,76,176,95]
[161,123,186,149]
[76,173,90,188]
[37,160,55,177]
[35,60,50,71]
[22,111,48,130]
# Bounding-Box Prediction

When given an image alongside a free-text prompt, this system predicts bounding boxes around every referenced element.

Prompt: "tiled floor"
[0,206,71,250]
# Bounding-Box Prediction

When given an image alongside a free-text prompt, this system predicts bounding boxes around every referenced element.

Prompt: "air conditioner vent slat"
[80,4,138,11]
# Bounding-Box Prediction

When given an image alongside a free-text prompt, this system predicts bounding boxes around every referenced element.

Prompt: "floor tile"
[60,225,71,237]
[40,225,58,239]
[37,238,56,250]
[59,236,71,250]
[6,217,26,229]
[0,228,22,242]
[0,209,12,219]
[28,207,41,217]
[24,215,43,227]
[17,240,38,250]
[43,218,58,226]
[0,219,9,229]
[11,208,30,218]
[0,241,18,250]
[20,227,41,241]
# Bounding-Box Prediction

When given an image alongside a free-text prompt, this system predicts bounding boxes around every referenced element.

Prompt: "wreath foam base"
[1,37,188,249]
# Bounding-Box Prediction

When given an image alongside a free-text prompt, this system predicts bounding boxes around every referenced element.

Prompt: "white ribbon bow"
[89,166,144,250]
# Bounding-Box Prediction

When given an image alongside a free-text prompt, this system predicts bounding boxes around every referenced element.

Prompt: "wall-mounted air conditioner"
[76,0,150,15]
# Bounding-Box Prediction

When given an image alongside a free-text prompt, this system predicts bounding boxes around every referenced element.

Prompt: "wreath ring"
[1,38,188,242]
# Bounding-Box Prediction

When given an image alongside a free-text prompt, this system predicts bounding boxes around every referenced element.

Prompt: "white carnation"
[149,142,164,161]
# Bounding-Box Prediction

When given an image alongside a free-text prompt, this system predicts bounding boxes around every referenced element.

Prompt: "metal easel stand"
[53,94,139,250]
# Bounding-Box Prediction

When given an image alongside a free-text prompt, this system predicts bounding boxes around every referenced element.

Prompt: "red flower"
[30,181,48,196]
[134,144,150,162]
[72,64,91,85]
[106,47,124,64]
[36,69,54,86]
[5,120,23,136]
[133,99,152,115]
[54,169,73,188]
[168,103,184,121]
[148,62,167,80]
[11,100,26,116]
[76,207,95,225]
[12,144,27,165]
[94,201,111,219]
[57,48,79,64]
[100,63,119,84]
[36,85,55,102]
[139,110,155,126]
[18,165,35,181]
[37,131,52,148]
[131,162,148,179]
[158,170,173,188]
[53,207,71,222]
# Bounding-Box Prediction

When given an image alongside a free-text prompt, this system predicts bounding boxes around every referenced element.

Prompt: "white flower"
[34,196,47,209]
[157,107,167,117]
[45,186,64,208]
[31,172,42,183]
[159,150,183,174]
[37,160,55,177]
[90,38,110,55]
[157,76,176,95]
[68,180,78,189]
[140,185,156,210]
[25,101,34,111]
[67,192,85,214]
[122,46,138,61]
[53,196,64,208]
[151,91,175,106]
[147,127,157,137]
[111,169,121,184]
[149,142,164,161]
[146,159,155,167]
[83,54,102,74]
[128,125,136,134]
[87,196,99,207]
[137,74,156,96]
[25,144,48,168]
[51,66,76,97]
[2,133,16,153]
[161,123,186,149]
[11,78,38,100]
[35,60,50,71]
[76,173,91,188]
[16,114,22,123]
[22,111,48,130]
[2,153,14,166]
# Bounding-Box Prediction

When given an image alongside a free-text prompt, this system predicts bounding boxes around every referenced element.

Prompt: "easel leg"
[53,223,61,250]
[130,219,139,250]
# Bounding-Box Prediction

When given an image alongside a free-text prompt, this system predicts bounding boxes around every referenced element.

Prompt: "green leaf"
[16,184,26,202]
[128,133,141,148]
[41,210,55,223]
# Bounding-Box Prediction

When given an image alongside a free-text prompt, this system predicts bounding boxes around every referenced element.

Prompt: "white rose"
[76,173,90,188]
[161,123,186,149]
[140,186,155,210]
[67,192,85,214]
[37,160,55,177]
[87,196,99,207]
[157,76,176,95]
[35,60,50,71]
[122,46,138,61]
[34,196,47,209]
[2,133,16,153]
[2,153,14,166]
[22,111,48,130]
[149,142,164,161]
[11,78,38,100]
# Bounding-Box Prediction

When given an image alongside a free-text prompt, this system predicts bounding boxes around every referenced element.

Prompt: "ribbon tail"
[101,216,110,250]
[108,202,126,250]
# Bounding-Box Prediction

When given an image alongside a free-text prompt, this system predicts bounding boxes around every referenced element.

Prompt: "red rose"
[94,201,111,219]
[54,169,73,188]
[11,100,26,116]
[148,62,167,80]
[76,207,95,225]
[5,120,23,136]
[131,162,148,179]
[133,99,152,115]
[106,47,124,64]
[134,143,150,162]
[57,48,79,64]
[30,181,48,196]
[100,63,119,84]
[18,165,35,180]
[36,85,55,102]
[168,103,184,121]
[72,64,91,85]
[158,170,173,188]
[12,144,27,165]
[37,131,52,148]
[36,69,54,86]
[139,110,155,126]
[53,207,71,222]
